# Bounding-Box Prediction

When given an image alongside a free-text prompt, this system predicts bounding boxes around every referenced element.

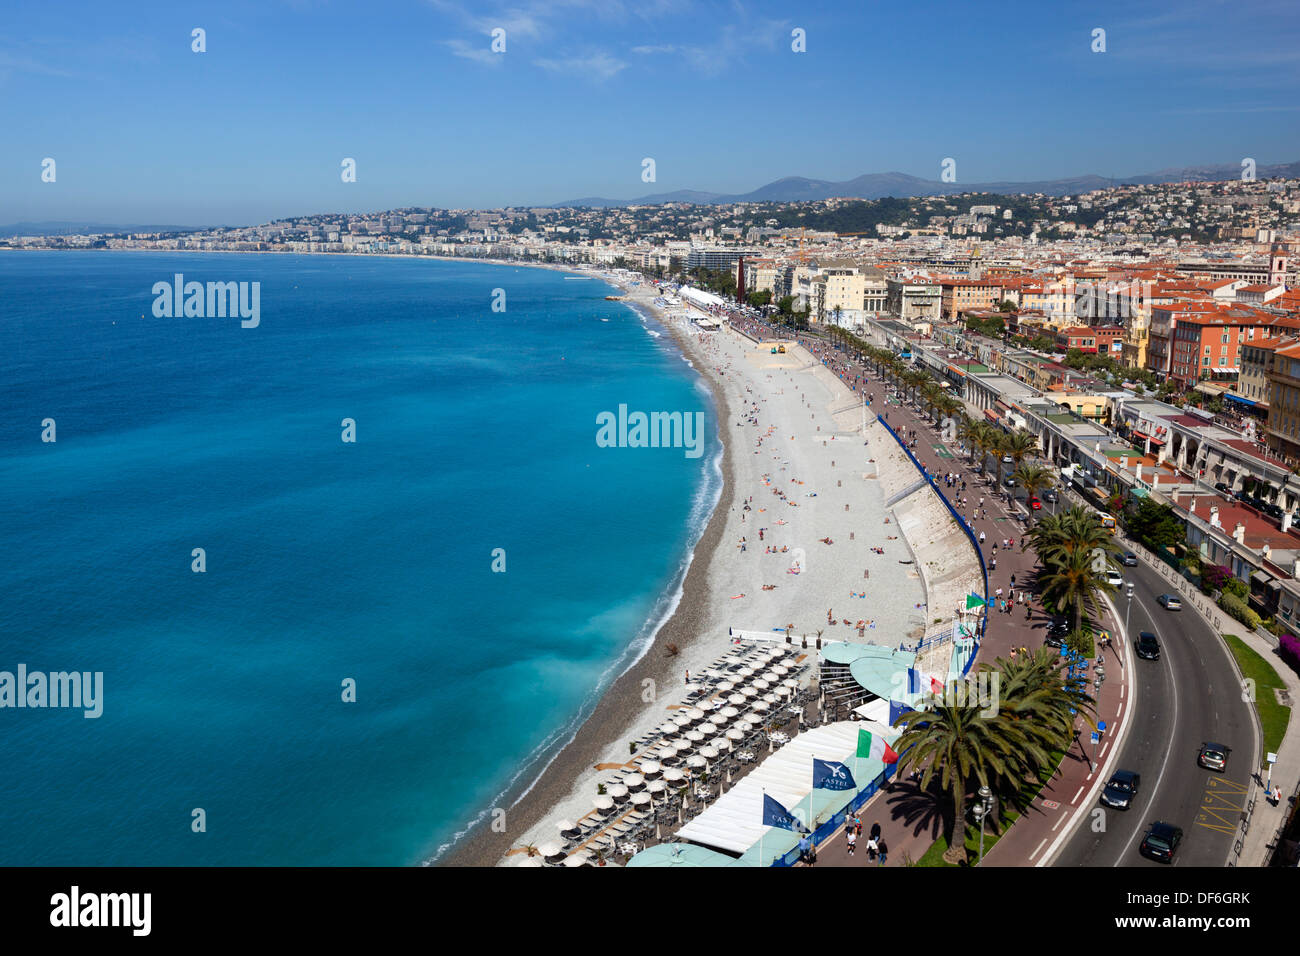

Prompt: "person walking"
[846,830,857,856]
[876,839,888,866]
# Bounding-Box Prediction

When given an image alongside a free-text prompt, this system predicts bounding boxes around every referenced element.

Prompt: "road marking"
[1029,838,1048,861]
[1052,811,1069,832]
[1117,588,1180,864]
[1072,786,1084,803]
[1100,741,1111,760]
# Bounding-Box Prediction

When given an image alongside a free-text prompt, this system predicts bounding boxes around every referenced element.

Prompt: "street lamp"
[973,785,994,865]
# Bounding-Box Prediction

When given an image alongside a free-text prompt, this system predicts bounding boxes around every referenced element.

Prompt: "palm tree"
[1013,463,1053,521]
[985,646,1095,751]
[990,430,1012,489]
[1003,429,1039,473]
[958,417,984,465]
[902,369,926,405]
[1038,546,1115,632]
[892,703,1037,865]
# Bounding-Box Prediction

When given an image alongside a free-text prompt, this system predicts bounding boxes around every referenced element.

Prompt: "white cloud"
[445,38,504,65]
[533,52,627,81]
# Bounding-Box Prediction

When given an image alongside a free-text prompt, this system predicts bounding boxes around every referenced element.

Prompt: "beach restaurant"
[645,720,901,868]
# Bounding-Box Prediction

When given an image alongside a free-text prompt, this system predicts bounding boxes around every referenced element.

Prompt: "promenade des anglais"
[1,0,1296,942]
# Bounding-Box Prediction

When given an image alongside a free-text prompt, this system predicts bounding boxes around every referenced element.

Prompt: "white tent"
[675,722,894,856]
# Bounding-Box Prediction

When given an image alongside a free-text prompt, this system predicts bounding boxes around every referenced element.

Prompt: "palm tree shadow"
[883,776,946,844]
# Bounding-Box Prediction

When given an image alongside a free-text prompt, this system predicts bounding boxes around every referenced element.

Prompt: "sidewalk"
[796,331,1135,866]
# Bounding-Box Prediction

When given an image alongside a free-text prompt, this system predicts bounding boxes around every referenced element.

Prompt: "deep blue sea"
[0,251,719,865]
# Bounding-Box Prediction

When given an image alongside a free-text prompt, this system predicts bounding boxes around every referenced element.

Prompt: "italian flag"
[857,728,898,764]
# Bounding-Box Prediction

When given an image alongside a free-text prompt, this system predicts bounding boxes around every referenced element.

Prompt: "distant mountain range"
[555,160,1300,208]
[0,221,201,238]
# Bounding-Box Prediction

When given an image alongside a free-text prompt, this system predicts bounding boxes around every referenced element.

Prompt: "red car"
[1029,497,1042,510]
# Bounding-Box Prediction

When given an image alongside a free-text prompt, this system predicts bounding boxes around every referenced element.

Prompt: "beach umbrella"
[737,666,756,678]
[716,681,735,693]
[697,721,719,736]
[683,682,702,696]
[685,730,705,744]
[636,759,661,776]
[671,738,694,754]
[563,854,590,868]
[516,856,545,867]
[720,706,741,719]
[763,693,779,704]
[686,755,707,769]
[672,714,692,729]
[624,773,645,790]
[593,795,615,815]
[741,686,759,698]
[699,746,720,760]
[538,842,564,861]
[608,784,629,801]
[772,665,789,676]
[630,791,651,807]
[555,819,578,835]
[782,678,798,688]
[658,722,678,736]
[753,679,770,691]
[727,694,746,706]
[663,768,685,783]
[646,780,666,794]
[725,728,745,742]
[709,737,729,752]
[777,685,793,698]
[738,720,756,732]
[752,701,770,713]
[686,707,706,721]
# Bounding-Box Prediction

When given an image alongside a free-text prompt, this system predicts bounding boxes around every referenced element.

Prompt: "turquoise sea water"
[0,251,718,865]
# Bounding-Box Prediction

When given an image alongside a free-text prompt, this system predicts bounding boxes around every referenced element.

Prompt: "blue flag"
[888,699,907,728]
[812,758,857,792]
[762,793,808,833]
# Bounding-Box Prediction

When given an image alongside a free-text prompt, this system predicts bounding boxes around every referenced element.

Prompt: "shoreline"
[439,282,737,867]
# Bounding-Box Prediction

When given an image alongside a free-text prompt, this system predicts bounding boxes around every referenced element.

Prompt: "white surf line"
[1036,587,1139,866]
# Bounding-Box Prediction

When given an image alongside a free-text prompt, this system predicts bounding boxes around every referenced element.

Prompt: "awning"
[1251,570,1273,585]
[983,409,1001,422]
[1225,393,1257,406]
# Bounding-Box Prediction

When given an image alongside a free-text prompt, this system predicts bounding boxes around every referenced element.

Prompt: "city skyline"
[4,0,1300,225]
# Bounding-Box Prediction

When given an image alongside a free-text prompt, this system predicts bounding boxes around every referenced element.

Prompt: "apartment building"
[1266,341,1300,461]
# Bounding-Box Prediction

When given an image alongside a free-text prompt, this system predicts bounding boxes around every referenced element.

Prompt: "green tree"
[1124,499,1183,551]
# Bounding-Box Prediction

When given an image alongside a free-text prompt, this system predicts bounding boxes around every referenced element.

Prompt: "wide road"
[1050,522,1258,867]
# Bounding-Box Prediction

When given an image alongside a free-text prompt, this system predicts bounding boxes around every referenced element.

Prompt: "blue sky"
[2,0,1298,226]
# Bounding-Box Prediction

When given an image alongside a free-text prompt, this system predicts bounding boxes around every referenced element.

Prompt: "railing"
[875,413,986,677]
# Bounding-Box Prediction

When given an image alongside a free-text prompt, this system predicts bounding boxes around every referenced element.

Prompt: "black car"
[1043,489,1058,503]
[1101,770,1141,809]
[1140,822,1183,863]
[1198,742,1229,772]
[1214,481,1231,494]
[1136,632,1160,660]
[1122,551,1138,566]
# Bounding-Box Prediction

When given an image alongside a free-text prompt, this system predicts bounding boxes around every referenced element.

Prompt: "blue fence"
[769,763,900,866]
[874,413,987,678]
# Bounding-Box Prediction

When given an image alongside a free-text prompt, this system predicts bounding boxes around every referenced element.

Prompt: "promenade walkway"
[787,328,1134,867]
